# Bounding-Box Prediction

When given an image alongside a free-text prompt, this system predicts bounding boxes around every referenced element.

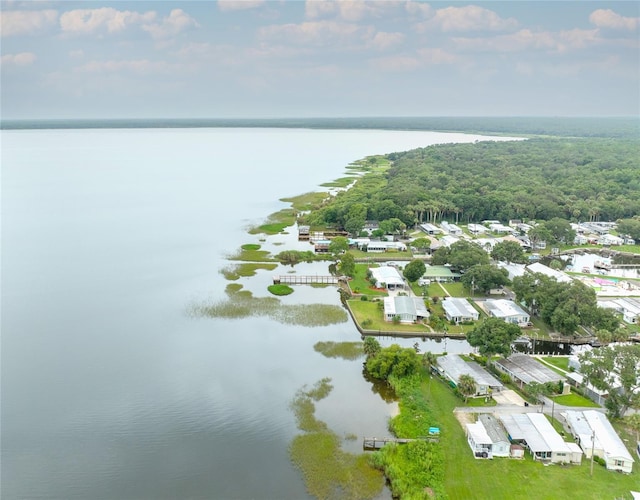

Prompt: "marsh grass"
[189,291,348,327]
[289,378,384,500]
[281,192,330,212]
[220,263,278,280]
[313,341,364,360]
[268,284,294,296]
[248,208,296,235]
[225,247,274,262]
[320,176,358,188]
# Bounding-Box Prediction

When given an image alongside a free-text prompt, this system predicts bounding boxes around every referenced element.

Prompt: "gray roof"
[479,414,510,444]
[495,354,564,385]
[442,297,478,318]
[437,354,503,389]
[500,413,571,454]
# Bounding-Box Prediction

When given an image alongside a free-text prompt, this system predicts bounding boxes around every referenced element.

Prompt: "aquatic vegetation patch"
[220,263,278,280]
[314,341,364,360]
[248,208,296,235]
[189,293,347,326]
[289,378,384,500]
[267,284,294,296]
[241,243,261,251]
[281,192,328,212]
[320,176,358,188]
[226,247,274,262]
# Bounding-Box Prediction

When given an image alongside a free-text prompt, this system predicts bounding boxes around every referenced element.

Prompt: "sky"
[1,1,639,119]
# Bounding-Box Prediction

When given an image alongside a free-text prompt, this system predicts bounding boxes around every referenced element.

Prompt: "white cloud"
[369,55,420,72]
[416,47,457,64]
[218,0,265,12]
[0,9,57,37]
[419,5,518,33]
[258,20,365,47]
[59,7,156,35]
[305,0,404,21]
[0,52,37,66]
[405,1,432,18]
[589,9,639,30]
[142,9,199,40]
[370,31,405,50]
[453,28,601,54]
[75,59,184,75]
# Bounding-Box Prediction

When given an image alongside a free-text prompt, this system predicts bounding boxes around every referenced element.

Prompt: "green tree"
[527,224,553,249]
[491,240,527,263]
[363,336,381,358]
[328,236,349,256]
[624,413,640,442]
[579,344,640,417]
[461,264,510,294]
[431,240,489,271]
[526,381,552,410]
[421,351,438,373]
[379,218,406,236]
[457,374,476,402]
[338,252,355,277]
[365,344,420,381]
[616,217,640,241]
[403,259,426,283]
[543,217,576,244]
[410,237,432,253]
[467,318,521,359]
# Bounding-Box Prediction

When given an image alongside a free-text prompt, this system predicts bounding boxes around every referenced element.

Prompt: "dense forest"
[304,138,639,232]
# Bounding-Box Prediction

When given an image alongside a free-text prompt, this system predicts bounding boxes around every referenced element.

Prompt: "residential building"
[436,354,503,396]
[526,262,573,283]
[419,223,441,235]
[564,410,634,473]
[483,299,530,325]
[383,296,430,323]
[369,266,406,290]
[441,221,463,236]
[478,414,511,457]
[466,422,493,459]
[442,297,479,323]
[421,265,461,283]
[467,223,487,235]
[494,354,565,388]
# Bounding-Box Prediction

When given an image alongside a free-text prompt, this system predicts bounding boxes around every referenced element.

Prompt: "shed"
[510,444,525,459]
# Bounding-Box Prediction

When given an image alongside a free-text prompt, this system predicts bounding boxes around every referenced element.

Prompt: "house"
[488,223,512,234]
[436,354,503,396]
[526,262,573,283]
[499,413,578,463]
[441,221,463,236]
[466,422,493,459]
[421,265,461,283]
[442,297,479,323]
[362,220,379,235]
[613,297,640,324]
[598,234,624,246]
[467,223,487,235]
[365,241,407,253]
[478,414,511,457]
[564,410,634,473]
[497,262,526,281]
[483,299,530,325]
[298,225,310,240]
[574,234,589,245]
[369,266,406,290]
[494,354,565,389]
[419,223,441,235]
[383,296,430,323]
[439,235,460,247]
[314,240,331,253]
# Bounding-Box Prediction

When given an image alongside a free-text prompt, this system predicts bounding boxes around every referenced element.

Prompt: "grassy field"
[347,300,432,334]
[348,264,388,296]
[540,356,570,372]
[551,392,601,408]
[423,374,639,499]
[441,282,467,297]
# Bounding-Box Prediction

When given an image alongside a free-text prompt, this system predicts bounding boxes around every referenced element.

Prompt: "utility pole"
[590,430,596,476]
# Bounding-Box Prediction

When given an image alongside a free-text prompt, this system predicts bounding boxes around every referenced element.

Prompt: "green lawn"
[441,282,467,297]
[422,375,638,499]
[540,356,570,372]
[551,392,601,408]
[348,264,388,297]
[347,300,431,334]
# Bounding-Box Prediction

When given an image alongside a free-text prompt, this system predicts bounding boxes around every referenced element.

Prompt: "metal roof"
[582,410,634,462]
[442,297,478,319]
[437,354,503,389]
[495,354,564,385]
[479,414,509,444]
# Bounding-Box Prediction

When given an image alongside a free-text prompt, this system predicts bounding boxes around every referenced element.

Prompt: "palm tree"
[458,374,477,403]
[422,351,438,374]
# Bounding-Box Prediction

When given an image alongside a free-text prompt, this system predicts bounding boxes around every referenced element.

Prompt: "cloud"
[370,31,405,50]
[0,9,58,37]
[74,59,184,75]
[453,28,601,54]
[142,9,199,39]
[418,5,518,33]
[59,7,156,35]
[370,47,457,72]
[305,0,404,21]
[217,0,265,12]
[589,9,639,30]
[0,52,37,66]
[258,20,365,47]
[405,1,432,18]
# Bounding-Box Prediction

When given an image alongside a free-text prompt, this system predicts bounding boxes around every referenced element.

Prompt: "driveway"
[493,389,527,406]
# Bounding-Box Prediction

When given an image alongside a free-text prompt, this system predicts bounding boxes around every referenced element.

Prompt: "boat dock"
[272,275,343,285]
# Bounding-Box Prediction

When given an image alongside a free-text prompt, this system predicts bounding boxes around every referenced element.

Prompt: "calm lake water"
[2,127,515,499]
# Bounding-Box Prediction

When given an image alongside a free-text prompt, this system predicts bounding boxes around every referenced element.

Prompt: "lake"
[2,127,516,499]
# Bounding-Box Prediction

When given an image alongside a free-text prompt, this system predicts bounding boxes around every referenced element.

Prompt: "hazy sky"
[1,1,638,119]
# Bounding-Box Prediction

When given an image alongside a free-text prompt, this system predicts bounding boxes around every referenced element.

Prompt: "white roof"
[466,422,492,445]
[497,262,526,278]
[440,235,460,247]
[500,413,572,454]
[495,354,564,385]
[582,410,634,463]
[370,266,404,286]
[484,299,529,319]
[564,410,604,453]
[442,297,478,319]
[527,262,573,283]
[468,224,486,233]
[384,296,429,318]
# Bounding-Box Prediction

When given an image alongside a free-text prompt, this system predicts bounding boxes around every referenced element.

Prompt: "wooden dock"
[273,275,343,285]
[363,436,438,450]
